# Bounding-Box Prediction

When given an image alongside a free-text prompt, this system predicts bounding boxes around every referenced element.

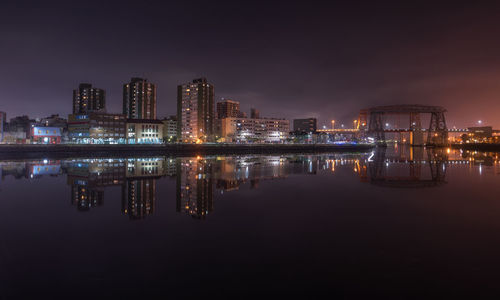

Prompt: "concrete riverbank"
[0,143,375,159]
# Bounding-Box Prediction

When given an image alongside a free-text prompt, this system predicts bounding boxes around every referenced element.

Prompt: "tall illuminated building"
[177,78,215,142]
[73,83,106,114]
[123,77,157,120]
[0,111,5,142]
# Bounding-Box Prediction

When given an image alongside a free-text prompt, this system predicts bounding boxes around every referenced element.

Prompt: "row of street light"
[322,119,486,130]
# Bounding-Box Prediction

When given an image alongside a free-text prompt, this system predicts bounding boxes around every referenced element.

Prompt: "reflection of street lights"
[331,120,335,129]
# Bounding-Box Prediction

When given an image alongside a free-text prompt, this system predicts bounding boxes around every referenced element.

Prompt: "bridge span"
[316,128,468,134]
[366,105,448,146]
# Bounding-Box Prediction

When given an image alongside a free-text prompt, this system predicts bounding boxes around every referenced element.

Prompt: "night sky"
[2,1,500,128]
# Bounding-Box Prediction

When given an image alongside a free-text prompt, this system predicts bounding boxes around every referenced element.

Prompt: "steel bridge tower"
[366,105,448,146]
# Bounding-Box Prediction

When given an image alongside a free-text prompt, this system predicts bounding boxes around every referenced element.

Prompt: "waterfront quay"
[0,143,375,159]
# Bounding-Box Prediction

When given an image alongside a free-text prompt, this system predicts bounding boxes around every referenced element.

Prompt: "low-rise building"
[40,114,68,142]
[221,117,290,143]
[293,118,317,133]
[68,113,126,144]
[2,115,34,144]
[467,126,493,140]
[30,127,61,144]
[40,114,67,128]
[126,119,164,144]
[162,116,177,142]
[2,131,27,144]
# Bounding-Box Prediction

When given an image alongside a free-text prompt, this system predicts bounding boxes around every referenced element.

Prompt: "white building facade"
[220,117,290,143]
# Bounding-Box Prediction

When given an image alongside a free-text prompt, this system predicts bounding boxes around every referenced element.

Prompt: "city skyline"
[2,1,500,128]
[3,2,500,297]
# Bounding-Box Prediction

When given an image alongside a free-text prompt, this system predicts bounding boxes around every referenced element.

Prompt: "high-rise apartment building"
[73,83,106,114]
[0,111,5,142]
[177,78,215,142]
[123,78,157,120]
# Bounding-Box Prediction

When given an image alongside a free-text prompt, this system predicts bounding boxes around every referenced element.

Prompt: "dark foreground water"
[0,146,499,299]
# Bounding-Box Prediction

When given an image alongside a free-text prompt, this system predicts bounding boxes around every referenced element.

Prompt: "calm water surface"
[0,146,500,298]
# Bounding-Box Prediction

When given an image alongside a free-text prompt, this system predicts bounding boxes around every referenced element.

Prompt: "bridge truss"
[366,105,448,146]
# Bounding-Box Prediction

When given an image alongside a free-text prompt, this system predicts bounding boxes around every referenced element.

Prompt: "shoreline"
[0,143,375,159]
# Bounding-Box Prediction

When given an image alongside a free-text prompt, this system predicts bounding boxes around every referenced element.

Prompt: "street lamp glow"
[385,123,389,127]
[478,120,482,124]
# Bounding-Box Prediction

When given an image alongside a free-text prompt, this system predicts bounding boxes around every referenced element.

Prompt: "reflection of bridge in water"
[367,147,447,188]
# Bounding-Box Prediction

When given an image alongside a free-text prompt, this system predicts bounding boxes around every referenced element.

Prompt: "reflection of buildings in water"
[65,159,126,211]
[214,156,281,192]
[0,160,62,180]
[8,152,498,220]
[175,155,327,219]
[126,158,163,177]
[64,157,171,216]
[71,185,104,211]
[213,155,319,191]
[176,158,214,219]
[28,161,62,178]
[6,162,27,179]
[0,162,26,185]
[122,178,156,220]
[460,150,498,166]
[121,158,171,220]
[368,148,448,188]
